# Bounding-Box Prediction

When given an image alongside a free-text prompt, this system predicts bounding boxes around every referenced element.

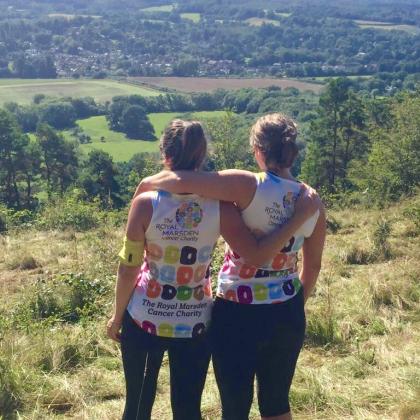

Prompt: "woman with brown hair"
[138,113,326,420]
[107,118,320,420]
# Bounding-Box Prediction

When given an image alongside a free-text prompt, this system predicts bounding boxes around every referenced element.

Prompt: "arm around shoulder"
[300,203,327,303]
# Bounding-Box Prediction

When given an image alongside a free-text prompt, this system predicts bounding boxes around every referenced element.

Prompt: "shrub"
[326,215,341,233]
[6,254,39,271]
[37,196,101,232]
[340,245,371,265]
[0,357,23,419]
[0,205,10,233]
[403,203,420,236]
[372,218,393,260]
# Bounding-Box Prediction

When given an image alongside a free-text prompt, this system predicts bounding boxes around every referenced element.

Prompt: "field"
[47,14,102,20]
[246,17,280,26]
[354,20,420,35]
[181,13,201,22]
[141,5,173,12]
[67,111,228,161]
[1,195,419,419]
[0,79,160,105]
[128,77,323,93]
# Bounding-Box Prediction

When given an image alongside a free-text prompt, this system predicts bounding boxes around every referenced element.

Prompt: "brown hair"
[160,119,207,170]
[250,113,298,169]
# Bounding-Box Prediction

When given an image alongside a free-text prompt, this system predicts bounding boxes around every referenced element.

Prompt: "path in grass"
[68,111,227,162]
[0,79,160,105]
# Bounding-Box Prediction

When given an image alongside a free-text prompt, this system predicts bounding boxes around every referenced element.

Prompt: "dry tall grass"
[0,196,419,419]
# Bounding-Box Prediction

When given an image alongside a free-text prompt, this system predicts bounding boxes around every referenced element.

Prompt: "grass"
[141,5,173,13]
[181,13,201,22]
[246,17,280,27]
[0,79,160,105]
[65,111,228,161]
[0,194,419,419]
[47,13,102,20]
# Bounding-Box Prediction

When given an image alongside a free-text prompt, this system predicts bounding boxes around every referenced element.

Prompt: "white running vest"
[127,190,220,338]
[217,171,319,304]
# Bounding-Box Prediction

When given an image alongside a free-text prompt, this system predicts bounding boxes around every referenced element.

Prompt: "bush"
[340,245,371,265]
[6,255,39,271]
[403,203,420,236]
[372,218,393,260]
[0,209,7,233]
[0,357,23,419]
[36,196,101,231]
[326,216,341,233]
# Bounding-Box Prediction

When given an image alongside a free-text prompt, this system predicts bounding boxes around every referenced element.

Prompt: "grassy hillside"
[0,79,160,105]
[65,111,228,161]
[0,196,419,419]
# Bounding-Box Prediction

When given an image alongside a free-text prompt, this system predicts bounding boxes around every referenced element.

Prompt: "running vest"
[127,191,220,338]
[217,171,319,304]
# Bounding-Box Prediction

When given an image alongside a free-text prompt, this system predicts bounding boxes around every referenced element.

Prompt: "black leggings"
[120,311,211,420]
[210,290,306,420]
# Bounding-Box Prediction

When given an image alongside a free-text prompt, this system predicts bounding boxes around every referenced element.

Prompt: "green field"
[66,111,227,161]
[0,79,160,105]
[181,13,201,22]
[47,13,102,20]
[141,4,173,12]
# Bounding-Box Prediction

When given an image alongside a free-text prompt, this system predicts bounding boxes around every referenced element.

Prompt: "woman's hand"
[106,315,122,343]
[295,186,321,220]
[134,171,177,198]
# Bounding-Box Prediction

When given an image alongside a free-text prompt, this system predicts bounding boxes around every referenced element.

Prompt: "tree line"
[0,79,419,216]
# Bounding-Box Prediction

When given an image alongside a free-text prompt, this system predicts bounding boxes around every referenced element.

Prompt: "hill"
[0,195,419,419]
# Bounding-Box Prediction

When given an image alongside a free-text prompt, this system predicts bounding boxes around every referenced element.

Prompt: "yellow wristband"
[118,236,144,267]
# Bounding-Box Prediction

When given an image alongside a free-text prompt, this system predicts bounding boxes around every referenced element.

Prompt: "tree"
[36,124,79,196]
[0,110,30,208]
[121,105,155,140]
[357,92,420,201]
[39,102,76,129]
[80,150,122,208]
[301,78,369,191]
[173,59,199,76]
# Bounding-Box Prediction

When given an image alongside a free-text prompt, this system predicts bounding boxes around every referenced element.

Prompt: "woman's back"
[128,190,220,338]
[218,171,319,304]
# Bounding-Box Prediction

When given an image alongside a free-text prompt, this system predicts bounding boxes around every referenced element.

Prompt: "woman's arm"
[135,169,257,210]
[220,191,321,267]
[300,204,327,303]
[106,194,152,342]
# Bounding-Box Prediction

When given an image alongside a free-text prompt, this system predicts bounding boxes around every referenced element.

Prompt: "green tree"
[301,78,369,191]
[39,102,76,129]
[0,110,30,208]
[36,124,79,196]
[357,92,420,200]
[121,105,155,140]
[80,150,122,208]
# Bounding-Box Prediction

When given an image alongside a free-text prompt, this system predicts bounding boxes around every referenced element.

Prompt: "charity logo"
[176,202,203,229]
[283,191,298,210]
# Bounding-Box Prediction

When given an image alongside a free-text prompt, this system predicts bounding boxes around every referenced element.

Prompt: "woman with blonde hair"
[138,113,326,420]
[107,118,320,420]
